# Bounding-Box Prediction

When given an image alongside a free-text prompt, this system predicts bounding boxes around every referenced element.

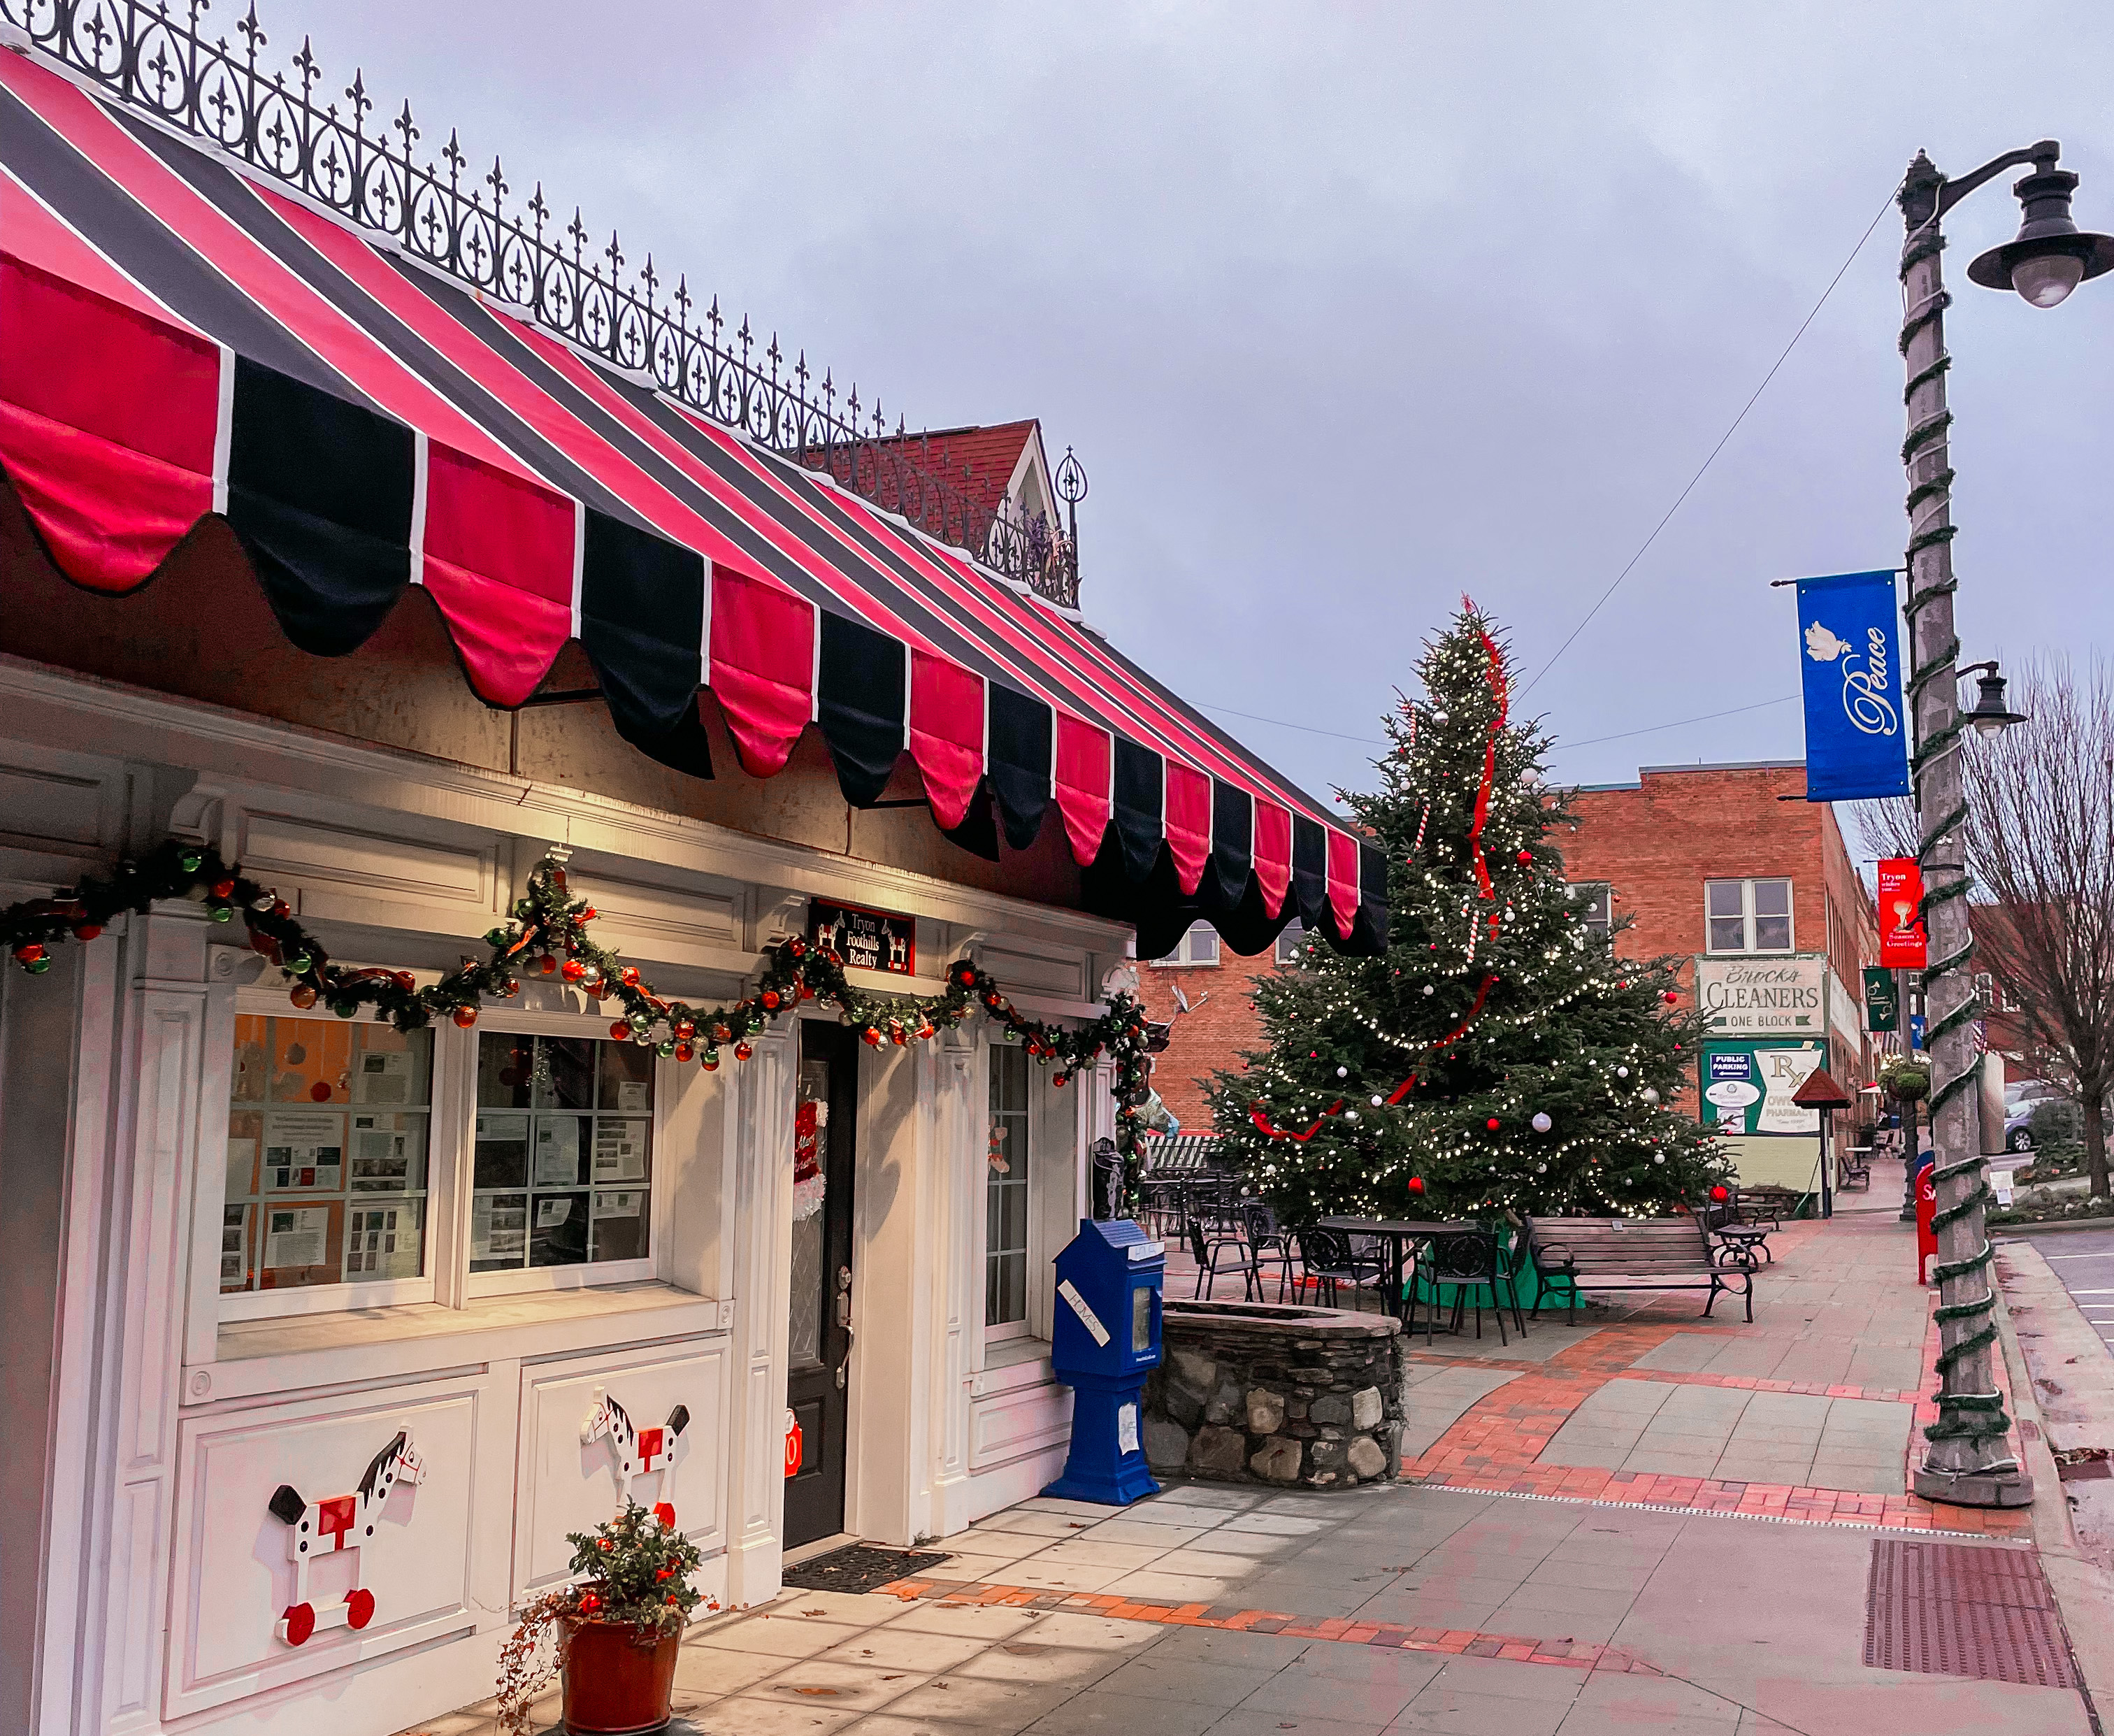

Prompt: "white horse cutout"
[267,1428,424,1646]
[581,1391,692,1524]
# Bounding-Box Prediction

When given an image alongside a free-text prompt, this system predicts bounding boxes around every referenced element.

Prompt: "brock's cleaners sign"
[1694,956,1825,1036]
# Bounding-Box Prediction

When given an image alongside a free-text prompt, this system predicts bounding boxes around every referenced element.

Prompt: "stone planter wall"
[1141,1299,1405,1489]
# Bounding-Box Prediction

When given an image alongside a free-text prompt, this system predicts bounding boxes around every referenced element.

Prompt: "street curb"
[1994,1257,2114,1728]
[1992,1216,2114,1239]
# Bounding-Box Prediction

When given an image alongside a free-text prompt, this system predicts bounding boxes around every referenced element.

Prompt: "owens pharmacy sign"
[1694,956,1826,1037]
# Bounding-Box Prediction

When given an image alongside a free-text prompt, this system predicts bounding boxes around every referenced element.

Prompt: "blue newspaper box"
[1042,1218,1164,1505]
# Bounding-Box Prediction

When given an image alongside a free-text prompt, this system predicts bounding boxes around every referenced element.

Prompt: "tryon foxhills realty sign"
[1693,956,1825,1036]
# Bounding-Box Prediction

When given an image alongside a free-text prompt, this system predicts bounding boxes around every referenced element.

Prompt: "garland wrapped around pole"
[1894,152,2023,1504]
[3,838,1158,1212]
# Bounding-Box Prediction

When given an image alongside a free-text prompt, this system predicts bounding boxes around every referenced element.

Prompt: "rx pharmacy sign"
[1700,1042,1825,1135]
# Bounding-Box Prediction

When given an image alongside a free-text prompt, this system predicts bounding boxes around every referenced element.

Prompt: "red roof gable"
[880,420,1040,518]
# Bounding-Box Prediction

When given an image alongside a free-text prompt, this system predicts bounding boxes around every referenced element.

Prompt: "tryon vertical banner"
[1876,857,1929,968]
[1795,570,1911,801]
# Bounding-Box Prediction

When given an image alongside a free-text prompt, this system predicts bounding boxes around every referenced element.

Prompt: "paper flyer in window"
[352,1047,412,1105]
[224,1135,257,1197]
[476,1111,530,1141]
[593,1189,644,1219]
[592,1119,648,1182]
[345,1203,418,1279]
[220,1203,250,1286]
[616,1079,651,1113]
[261,1110,344,1191]
[263,1205,331,1271]
[349,1114,421,1190]
[471,1194,526,1261]
[535,1196,575,1228]
[533,1117,583,1187]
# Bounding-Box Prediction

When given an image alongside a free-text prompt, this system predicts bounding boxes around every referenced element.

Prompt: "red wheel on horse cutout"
[347,1588,376,1630]
[281,1602,316,1647]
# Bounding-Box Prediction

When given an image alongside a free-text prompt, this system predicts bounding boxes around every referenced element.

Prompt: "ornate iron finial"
[1055,445,1088,506]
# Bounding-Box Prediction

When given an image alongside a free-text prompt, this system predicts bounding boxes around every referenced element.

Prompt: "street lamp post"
[1896,142,2112,1507]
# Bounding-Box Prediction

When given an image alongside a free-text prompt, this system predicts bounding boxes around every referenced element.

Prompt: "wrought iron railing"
[0,0,1082,603]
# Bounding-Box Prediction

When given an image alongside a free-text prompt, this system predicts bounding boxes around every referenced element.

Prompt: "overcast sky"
[274,1,2114,809]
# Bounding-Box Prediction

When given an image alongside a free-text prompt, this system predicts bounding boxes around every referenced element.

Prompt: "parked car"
[2004,1079,2062,1152]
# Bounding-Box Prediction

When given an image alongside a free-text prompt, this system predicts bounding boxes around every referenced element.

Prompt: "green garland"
[1899,213,2008,1456]
[3,838,1158,1209]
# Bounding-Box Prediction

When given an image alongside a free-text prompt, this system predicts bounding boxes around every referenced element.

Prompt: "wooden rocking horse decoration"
[581,1390,692,1526]
[266,1428,424,1646]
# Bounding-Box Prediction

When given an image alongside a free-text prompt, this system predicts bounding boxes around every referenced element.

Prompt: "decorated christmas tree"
[1209,603,1725,1222]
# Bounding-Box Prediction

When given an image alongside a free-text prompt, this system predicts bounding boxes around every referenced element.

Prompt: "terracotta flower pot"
[559,1616,680,1735]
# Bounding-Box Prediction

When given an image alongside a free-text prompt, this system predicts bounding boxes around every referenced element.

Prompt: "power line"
[1518,187,1899,698]
[1202,692,1797,754]
[1195,702,1386,745]
[1542,694,1797,753]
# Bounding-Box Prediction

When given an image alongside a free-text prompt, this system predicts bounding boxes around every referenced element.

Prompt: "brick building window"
[1576,884,1612,937]
[1706,877,1793,953]
[1153,921,1220,966]
[1274,921,1307,964]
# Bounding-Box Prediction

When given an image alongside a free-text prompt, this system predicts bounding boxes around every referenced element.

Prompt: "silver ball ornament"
[1337,1065,1349,1078]
[1641,1086,1660,1105]
[1531,1112,1552,1133]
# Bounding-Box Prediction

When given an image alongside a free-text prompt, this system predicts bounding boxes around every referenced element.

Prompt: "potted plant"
[497,1500,713,1736]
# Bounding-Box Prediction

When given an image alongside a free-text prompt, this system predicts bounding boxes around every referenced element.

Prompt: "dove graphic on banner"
[1793,571,1911,801]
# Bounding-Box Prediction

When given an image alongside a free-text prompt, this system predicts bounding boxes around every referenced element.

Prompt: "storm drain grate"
[781,1543,950,1595]
[1863,1540,2076,1688]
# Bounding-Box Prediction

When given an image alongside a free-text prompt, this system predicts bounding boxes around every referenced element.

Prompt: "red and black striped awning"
[0,48,1384,957]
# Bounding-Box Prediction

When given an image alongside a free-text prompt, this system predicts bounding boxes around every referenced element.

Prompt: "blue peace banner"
[1794,570,1911,801]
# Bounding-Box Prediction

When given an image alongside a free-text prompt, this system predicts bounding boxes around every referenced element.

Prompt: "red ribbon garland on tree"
[1249,972,1497,1140]
[1464,601,1509,907]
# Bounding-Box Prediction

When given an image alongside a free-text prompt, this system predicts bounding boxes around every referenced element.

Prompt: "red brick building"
[1139,759,1883,1193]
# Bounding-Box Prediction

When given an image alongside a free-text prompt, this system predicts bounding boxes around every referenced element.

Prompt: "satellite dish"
[1172,985,1191,1014]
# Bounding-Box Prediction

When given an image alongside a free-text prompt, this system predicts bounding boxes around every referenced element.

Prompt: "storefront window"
[223,1015,431,1293]
[986,1042,1030,1330]
[473,1033,654,1272]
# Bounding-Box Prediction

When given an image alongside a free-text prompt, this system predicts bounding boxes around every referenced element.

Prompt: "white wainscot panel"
[979,943,1085,1003]
[166,1381,484,1720]
[968,1379,1072,1472]
[518,1342,728,1600]
[239,812,496,928]
[575,869,740,970]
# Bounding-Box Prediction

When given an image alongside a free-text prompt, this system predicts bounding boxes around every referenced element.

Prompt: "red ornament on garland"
[452,1006,478,1028]
[674,1041,693,1063]
[561,960,585,982]
[610,1021,632,1041]
[290,985,318,1009]
[72,923,101,941]
[733,1041,753,1061]
[761,989,781,1010]
[211,877,236,898]
[863,1028,883,1047]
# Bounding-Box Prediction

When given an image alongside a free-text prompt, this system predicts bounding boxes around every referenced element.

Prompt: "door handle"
[835,1265,854,1386]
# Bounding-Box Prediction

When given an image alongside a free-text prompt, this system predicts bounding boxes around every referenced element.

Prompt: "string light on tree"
[1209,600,1725,1221]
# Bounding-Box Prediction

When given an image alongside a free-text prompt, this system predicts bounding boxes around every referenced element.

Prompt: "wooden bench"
[1523,1214,1754,1323]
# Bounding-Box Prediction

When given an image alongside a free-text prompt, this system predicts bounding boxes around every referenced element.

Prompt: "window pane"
[985,1044,1030,1326]
[1582,887,1611,931]
[1752,879,1792,917]
[1706,882,1743,918]
[1187,923,1219,964]
[473,1031,652,1275]
[224,1017,431,1294]
[1708,915,1748,953]
[1754,914,1792,950]
[1274,921,1307,964]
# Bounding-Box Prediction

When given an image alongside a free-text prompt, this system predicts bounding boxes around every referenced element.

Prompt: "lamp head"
[1968,145,2114,307]
[1966,666,2029,734]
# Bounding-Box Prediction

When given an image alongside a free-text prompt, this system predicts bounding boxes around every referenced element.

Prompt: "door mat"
[782,1544,951,1595]
[1863,1539,2077,1688]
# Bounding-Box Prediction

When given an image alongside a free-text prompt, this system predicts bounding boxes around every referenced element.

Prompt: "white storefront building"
[0,10,1383,1734]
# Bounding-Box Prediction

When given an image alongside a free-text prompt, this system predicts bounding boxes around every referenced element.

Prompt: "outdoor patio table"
[1316,1216,1464,1328]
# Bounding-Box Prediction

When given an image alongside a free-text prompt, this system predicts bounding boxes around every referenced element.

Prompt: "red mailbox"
[1915,1154,1937,1284]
